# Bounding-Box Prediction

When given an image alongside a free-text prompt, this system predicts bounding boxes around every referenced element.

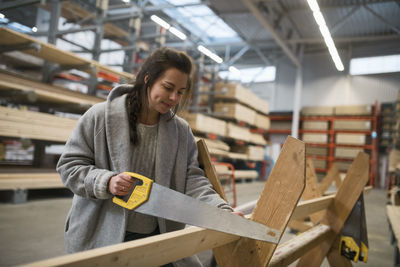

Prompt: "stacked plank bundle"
[181,82,270,182]
[301,104,377,185]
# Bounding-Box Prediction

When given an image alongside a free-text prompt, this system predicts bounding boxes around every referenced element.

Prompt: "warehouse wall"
[251,42,400,112]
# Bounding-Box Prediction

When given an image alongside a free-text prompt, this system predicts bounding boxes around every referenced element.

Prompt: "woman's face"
[147,68,188,114]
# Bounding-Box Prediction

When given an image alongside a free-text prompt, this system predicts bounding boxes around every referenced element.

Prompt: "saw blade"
[134,182,281,243]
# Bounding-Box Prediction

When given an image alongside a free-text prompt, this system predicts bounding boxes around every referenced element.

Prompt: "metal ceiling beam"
[226,45,250,65]
[286,34,400,44]
[330,6,360,34]
[0,0,40,10]
[283,0,396,11]
[241,0,300,68]
[363,4,400,34]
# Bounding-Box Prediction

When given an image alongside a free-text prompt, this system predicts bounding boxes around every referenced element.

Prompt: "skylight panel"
[219,66,276,83]
[207,18,239,39]
[176,5,214,17]
[167,0,200,5]
[350,54,400,75]
[149,0,241,44]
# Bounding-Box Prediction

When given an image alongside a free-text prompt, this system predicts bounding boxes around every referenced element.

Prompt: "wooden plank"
[0,178,64,189]
[292,194,334,220]
[197,139,227,202]
[318,163,340,194]
[22,226,241,267]
[0,106,76,142]
[303,158,326,223]
[387,205,400,253]
[291,186,371,221]
[0,72,103,105]
[0,27,134,81]
[214,136,306,267]
[288,219,313,232]
[297,152,370,266]
[269,224,332,267]
[301,159,352,265]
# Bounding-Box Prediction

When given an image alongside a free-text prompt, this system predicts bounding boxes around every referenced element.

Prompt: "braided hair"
[126,47,193,145]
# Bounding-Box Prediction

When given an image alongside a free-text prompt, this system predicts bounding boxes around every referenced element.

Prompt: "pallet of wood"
[336,133,366,145]
[226,122,251,142]
[214,102,256,126]
[254,113,270,130]
[182,113,226,137]
[302,133,328,144]
[334,119,371,130]
[334,104,373,116]
[0,106,77,142]
[0,172,63,190]
[232,145,265,161]
[301,106,334,116]
[214,82,269,115]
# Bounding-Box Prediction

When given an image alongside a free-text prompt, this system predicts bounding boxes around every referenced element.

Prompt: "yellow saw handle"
[112,172,153,210]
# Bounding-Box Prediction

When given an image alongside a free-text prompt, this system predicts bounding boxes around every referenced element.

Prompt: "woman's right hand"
[108,173,135,196]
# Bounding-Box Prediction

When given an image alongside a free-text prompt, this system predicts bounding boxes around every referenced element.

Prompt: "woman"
[57,47,233,266]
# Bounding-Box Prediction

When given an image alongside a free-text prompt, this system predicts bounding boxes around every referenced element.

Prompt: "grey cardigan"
[57,85,231,266]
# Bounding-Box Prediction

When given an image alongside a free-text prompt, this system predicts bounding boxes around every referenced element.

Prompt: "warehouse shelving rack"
[267,103,379,186]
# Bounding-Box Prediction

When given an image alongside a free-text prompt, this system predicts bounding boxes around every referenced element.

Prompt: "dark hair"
[126,47,193,145]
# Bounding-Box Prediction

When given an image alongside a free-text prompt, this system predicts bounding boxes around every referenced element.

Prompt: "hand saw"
[113,172,281,244]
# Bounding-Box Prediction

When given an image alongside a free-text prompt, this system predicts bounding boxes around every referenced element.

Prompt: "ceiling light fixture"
[229,66,240,75]
[150,15,170,29]
[169,26,187,40]
[150,15,187,40]
[197,45,223,64]
[0,13,5,19]
[31,26,37,32]
[306,0,344,71]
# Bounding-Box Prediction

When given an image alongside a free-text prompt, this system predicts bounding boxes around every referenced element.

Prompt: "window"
[219,66,276,83]
[350,54,400,75]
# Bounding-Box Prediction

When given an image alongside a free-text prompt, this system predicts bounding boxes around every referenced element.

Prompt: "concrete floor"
[0,182,394,267]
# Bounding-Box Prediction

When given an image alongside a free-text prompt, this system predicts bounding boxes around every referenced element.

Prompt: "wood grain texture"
[197,139,227,202]
[297,152,369,267]
[269,224,332,267]
[303,158,326,223]
[318,163,340,194]
[214,136,306,267]
[0,106,77,142]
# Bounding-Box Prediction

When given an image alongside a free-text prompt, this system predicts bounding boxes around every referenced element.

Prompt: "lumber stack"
[0,172,63,190]
[0,106,77,142]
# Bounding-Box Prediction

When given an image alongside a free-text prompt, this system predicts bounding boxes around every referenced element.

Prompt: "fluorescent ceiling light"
[229,66,240,75]
[169,26,186,40]
[307,0,320,12]
[197,45,223,64]
[307,0,344,71]
[150,15,170,29]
